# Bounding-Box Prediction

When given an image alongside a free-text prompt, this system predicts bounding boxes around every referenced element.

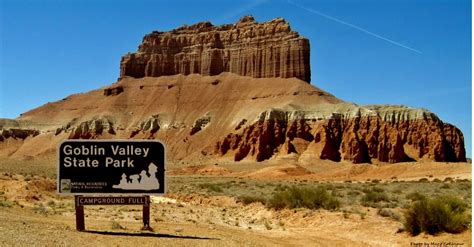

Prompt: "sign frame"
[57,139,166,196]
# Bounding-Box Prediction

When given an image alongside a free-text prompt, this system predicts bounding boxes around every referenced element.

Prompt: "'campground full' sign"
[58,140,165,195]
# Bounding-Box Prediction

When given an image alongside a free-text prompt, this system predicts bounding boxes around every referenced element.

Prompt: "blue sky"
[0,0,471,157]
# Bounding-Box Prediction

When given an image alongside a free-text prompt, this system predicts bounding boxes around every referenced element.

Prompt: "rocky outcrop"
[68,117,115,139]
[130,115,161,137]
[190,115,211,135]
[215,106,466,163]
[120,16,310,82]
[103,86,124,96]
[0,128,39,141]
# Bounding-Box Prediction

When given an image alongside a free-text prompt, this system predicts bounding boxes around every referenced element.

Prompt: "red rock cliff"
[120,16,311,82]
[215,106,466,163]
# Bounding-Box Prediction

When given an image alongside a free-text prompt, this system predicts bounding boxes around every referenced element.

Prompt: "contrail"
[287,0,422,54]
[215,0,269,23]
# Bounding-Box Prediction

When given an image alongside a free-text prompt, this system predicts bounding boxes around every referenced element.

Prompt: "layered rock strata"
[215,106,466,163]
[120,16,311,82]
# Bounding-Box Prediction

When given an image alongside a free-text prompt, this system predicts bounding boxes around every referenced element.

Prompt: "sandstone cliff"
[215,106,466,163]
[120,16,311,82]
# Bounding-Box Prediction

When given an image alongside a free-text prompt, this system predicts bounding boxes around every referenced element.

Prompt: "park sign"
[58,140,165,195]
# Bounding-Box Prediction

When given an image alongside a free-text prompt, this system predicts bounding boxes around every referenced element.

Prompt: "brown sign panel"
[57,140,165,195]
[76,196,149,206]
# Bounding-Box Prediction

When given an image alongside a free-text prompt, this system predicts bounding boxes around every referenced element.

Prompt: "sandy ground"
[0,172,471,247]
[170,160,472,182]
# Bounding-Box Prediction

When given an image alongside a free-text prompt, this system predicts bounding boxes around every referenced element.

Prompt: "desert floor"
[0,159,471,246]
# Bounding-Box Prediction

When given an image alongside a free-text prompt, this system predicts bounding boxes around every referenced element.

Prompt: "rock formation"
[0,128,39,141]
[120,16,311,82]
[67,117,115,139]
[215,107,466,163]
[0,16,466,165]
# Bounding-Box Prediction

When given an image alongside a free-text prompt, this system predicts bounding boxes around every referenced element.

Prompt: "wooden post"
[142,196,150,229]
[75,196,85,231]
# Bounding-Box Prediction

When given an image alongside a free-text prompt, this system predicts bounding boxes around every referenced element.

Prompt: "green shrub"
[33,203,48,215]
[238,195,266,205]
[377,208,401,221]
[403,195,469,235]
[198,183,223,193]
[347,190,361,196]
[361,189,390,207]
[111,221,126,230]
[267,186,340,211]
[444,177,453,183]
[371,187,384,193]
[440,184,451,189]
[406,192,426,201]
[0,197,13,207]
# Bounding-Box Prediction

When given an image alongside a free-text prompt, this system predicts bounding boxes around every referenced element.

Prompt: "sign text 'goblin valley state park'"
[58,140,165,195]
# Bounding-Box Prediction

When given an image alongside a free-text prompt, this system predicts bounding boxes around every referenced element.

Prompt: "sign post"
[58,140,165,231]
[75,196,85,231]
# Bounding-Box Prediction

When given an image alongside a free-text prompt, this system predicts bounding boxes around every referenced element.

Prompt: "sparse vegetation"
[444,177,454,183]
[199,183,223,193]
[440,184,451,189]
[406,192,426,201]
[267,186,340,210]
[377,208,401,221]
[264,220,272,230]
[0,197,13,207]
[361,188,390,207]
[33,203,48,215]
[111,221,126,230]
[237,195,266,205]
[403,195,469,235]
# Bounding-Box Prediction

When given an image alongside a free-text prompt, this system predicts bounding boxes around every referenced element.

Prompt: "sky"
[0,0,471,157]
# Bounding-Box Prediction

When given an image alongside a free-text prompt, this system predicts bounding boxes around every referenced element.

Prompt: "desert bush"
[198,183,223,193]
[111,221,126,230]
[444,177,453,183]
[392,189,403,194]
[418,178,429,183]
[440,184,451,189]
[456,182,471,191]
[377,208,401,221]
[33,203,48,215]
[264,220,272,230]
[361,188,390,207]
[267,186,340,211]
[0,197,12,207]
[274,184,290,191]
[406,192,426,201]
[371,187,384,193]
[403,195,469,235]
[347,190,361,196]
[238,195,266,205]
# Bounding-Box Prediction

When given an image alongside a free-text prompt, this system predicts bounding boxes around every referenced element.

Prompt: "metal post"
[142,196,150,229]
[75,196,85,231]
